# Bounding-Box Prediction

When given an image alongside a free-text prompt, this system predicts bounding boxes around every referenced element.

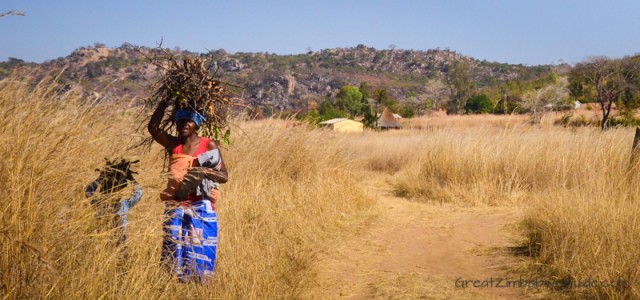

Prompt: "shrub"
[464,94,494,114]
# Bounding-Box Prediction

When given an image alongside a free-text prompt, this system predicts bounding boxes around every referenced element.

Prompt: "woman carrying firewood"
[148,99,228,282]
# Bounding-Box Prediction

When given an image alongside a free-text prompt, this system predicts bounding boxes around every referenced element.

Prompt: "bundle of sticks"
[146,53,244,145]
[95,158,139,193]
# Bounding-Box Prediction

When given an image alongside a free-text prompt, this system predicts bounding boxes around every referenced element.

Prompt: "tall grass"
[523,185,640,299]
[214,127,373,298]
[0,77,373,299]
[3,74,640,298]
[390,127,623,205]
[382,124,640,298]
[225,119,640,298]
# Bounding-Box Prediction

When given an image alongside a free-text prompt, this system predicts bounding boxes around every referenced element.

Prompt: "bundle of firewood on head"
[95,158,140,194]
[146,53,244,146]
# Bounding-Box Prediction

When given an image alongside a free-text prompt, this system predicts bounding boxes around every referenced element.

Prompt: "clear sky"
[1,1,639,65]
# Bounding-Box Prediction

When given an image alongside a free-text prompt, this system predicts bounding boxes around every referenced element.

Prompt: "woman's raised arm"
[147,99,175,149]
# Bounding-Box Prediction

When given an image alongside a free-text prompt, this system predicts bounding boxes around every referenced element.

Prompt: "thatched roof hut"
[378,107,402,130]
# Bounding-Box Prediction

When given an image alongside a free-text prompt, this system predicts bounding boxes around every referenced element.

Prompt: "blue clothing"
[175,109,206,127]
[161,200,218,281]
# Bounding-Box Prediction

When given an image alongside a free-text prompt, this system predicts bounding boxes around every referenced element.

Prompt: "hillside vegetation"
[0,44,559,115]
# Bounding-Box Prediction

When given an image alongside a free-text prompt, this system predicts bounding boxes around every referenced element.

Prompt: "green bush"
[554,113,594,127]
[610,116,640,127]
[399,104,416,118]
[464,94,494,114]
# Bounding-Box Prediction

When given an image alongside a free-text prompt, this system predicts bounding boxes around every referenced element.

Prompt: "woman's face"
[177,119,197,137]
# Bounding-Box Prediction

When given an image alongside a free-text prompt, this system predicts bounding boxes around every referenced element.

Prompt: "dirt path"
[310,174,529,299]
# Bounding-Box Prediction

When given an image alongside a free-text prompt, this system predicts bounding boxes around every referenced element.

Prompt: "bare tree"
[522,77,569,124]
[569,56,640,129]
[425,76,449,111]
[0,10,25,18]
[386,44,397,68]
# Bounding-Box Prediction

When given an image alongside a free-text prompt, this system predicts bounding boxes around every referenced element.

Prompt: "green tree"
[359,82,379,129]
[359,82,372,102]
[464,94,493,114]
[569,56,640,129]
[318,98,348,121]
[446,60,475,114]
[371,88,390,128]
[335,85,364,117]
[399,103,416,118]
[373,88,388,112]
[361,103,379,129]
[359,82,373,114]
[372,88,400,113]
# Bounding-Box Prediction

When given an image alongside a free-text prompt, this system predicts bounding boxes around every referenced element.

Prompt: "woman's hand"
[209,188,220,204]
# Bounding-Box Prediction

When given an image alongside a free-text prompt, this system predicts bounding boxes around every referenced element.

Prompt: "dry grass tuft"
[522,172,640,298]
[341,130,424,174]
[390,127,625,206]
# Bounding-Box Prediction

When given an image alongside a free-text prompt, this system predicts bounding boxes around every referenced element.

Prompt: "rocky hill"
[0,44,559,115]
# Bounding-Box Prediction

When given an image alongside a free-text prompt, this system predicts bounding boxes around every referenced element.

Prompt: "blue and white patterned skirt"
[161,200,218,281]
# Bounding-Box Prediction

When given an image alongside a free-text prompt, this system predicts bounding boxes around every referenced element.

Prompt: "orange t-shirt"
[160,138,210,202]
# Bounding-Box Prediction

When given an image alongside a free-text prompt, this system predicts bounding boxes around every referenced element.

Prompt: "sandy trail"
[309,174,529,299]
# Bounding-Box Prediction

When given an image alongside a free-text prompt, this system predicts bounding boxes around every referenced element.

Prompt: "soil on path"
[309,173,531,300]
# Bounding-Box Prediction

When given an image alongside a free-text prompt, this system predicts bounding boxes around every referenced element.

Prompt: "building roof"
[318,118,363,133]
[319,118,349,125]
[378,107,402,128]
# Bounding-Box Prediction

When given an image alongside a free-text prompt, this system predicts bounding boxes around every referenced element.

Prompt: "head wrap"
[175,109,206,127]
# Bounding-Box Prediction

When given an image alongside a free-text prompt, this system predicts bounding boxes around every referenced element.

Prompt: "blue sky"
[1,1,639,65]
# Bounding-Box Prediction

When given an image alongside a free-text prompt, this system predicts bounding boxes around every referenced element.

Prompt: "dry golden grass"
[3,75,640,299]
[0,77,373,299]
[402,113,531,130]
[337,115,640,298]
[375,124,640,298]
[389,126,622,206]
[522,186,640,299]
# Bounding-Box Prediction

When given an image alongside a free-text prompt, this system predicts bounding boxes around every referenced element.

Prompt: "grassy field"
[1,76,639,299]
[0,77,374,299]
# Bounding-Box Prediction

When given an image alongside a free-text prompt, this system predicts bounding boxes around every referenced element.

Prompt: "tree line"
[298,55,640,130]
